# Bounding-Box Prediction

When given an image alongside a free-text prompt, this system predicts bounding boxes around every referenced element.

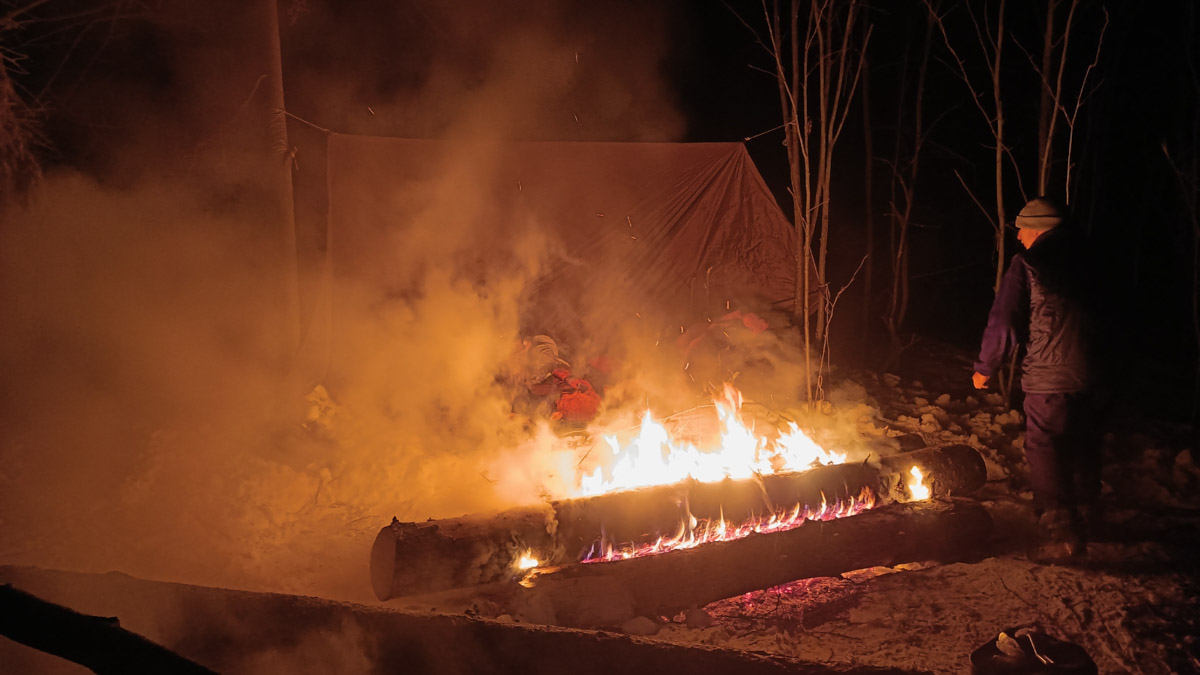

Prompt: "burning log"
[396,499,991,630]
[372,444,987,600]
[514,499,991,628]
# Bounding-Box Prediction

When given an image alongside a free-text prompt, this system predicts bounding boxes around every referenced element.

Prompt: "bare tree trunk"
[759,0,866,401]
[860,13,875,342]
[814,0,831,343]
[794,0,812,402]
[1037,0,1060,194]
[1029,0,1105,208]
[800,0,816,400]
[1061,4,1106,205]
[991,0,1008,294]
[775,0,813,402]
[926,0,1020,402]
[927,0,1011,293]
[882,9,933,372]
[262,0,301,363]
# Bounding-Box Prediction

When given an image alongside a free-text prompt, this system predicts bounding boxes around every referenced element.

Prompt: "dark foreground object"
[0,566,930,675]
[970,627,1098,674]
[0,584,215,674]
[396,499,992,628]
[372,444,988,600]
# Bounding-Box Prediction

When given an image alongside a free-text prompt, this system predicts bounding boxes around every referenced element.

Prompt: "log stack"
[372,444,988,602]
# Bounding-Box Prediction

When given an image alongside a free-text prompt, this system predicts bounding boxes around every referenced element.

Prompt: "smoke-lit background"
[0,0,710,602]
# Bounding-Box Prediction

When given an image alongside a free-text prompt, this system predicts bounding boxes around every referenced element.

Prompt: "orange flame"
[908,466,930,501]
[563,383,886,564]
[577,384,846,497]
[581,486,877,563]
[516,551,540,570]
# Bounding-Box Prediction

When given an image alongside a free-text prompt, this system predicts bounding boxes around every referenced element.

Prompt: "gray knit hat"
[1015,196,1066,231]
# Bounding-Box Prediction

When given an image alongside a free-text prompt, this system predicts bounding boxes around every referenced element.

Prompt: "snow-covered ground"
[648,346,1200,674]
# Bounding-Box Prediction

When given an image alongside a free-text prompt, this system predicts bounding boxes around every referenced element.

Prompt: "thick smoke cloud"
[0,0,691,603]
[2,0,882,613]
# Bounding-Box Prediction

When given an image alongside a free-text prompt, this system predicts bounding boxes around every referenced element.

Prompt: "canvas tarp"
[304,135,813,380]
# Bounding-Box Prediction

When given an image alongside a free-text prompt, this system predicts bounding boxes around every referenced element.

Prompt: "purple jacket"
[975,228,1093,393]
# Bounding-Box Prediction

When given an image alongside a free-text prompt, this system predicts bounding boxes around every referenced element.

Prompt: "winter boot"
[1028,507,1086,564]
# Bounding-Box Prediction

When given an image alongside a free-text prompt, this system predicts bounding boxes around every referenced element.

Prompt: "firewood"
[516,499,991,628]
[372,444,987,600]
[395,499,991,631]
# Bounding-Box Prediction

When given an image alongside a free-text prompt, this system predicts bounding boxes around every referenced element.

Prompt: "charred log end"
[876,444,987,502]
[371,520,505,601]
[371,504,561,601]
[921,444,988,498]
[370,520,411,601]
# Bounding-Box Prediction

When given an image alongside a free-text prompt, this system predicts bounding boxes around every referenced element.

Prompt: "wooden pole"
[262,0,301,362]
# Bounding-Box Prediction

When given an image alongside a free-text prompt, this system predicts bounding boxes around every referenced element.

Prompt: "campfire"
[578,384,847,496]
[371,384,989,628]
[568,383,869,565]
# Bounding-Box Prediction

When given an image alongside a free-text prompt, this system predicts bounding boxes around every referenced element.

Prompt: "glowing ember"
[577,384,846,497]
[581,486,876,563]
[908,466,930,501]
[516,552,540,570]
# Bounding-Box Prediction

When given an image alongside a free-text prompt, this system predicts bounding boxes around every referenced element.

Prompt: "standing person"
[972,196,1103,562]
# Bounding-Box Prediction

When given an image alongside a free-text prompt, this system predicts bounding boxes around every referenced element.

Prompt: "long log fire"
[395,498,991,629]
[371,444,987,601]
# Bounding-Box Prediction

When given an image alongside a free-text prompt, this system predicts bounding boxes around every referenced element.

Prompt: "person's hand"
[972,372,990,390]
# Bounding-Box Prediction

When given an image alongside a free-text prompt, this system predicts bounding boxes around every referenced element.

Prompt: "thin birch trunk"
[761,0,865,401]
[1037,0,1059,194]
[992,0,1008,295]
[860,13,874,339]
[814,0,831,342]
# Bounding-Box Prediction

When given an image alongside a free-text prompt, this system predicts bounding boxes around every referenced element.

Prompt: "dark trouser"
[1022,391,1104,513]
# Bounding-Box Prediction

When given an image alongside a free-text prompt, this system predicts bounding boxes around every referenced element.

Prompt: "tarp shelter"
[301,135,812,381]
